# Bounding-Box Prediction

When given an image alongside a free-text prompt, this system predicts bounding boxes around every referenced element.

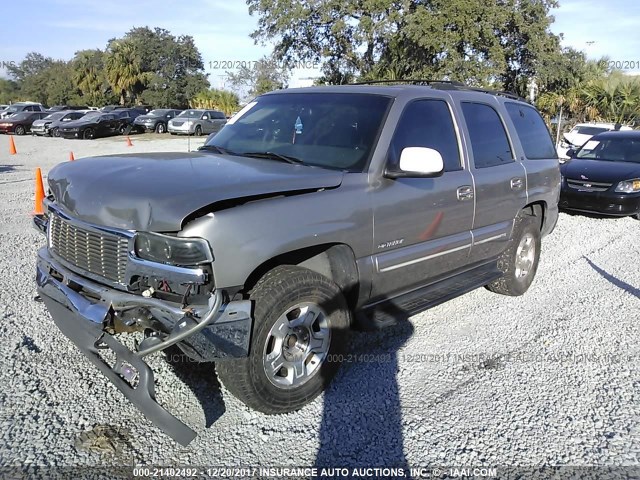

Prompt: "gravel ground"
[0,134,639,473]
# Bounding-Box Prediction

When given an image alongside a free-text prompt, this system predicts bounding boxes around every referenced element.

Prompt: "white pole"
[555,104,563,148]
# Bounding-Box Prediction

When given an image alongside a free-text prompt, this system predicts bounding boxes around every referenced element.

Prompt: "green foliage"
[191,89,240,116]
[122,27,209,108]
[0,78,19,104]
[226,55,289,98]
[247,0,564,92]
[72,49,116,106]
[537,74,640,128]
[3,26,209,108]
[105,39,149,105]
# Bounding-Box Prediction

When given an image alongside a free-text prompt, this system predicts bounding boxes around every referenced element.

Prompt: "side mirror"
[202,115,209,120]
[386,147,444,178]
[566,148,577,158]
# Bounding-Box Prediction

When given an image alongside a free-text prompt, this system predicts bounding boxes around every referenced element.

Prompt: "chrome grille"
[567,179,612,192]
[48,213,129,285]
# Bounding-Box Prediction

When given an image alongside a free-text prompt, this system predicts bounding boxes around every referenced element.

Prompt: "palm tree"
[579,77,640,125]
[104,41,146,105]
[191,89,240,116]
[72,50,106,105]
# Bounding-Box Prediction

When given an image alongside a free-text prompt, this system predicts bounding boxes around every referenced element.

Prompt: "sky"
[1,0,639,87]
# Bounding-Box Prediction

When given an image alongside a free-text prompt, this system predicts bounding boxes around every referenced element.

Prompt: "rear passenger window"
[505,102,556,159]
[389,99,461,172]
[461,102,514,168]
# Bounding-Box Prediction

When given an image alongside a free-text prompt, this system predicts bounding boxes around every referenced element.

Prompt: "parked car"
[168,109,226,135]
[560,130,640,218]
[0,102,46,119]
[557,122,633,159]
[33,84,559,445]
[31,110,87,137]
[0,111,50,135]
[58,111,131,139]
[133,109,182,133]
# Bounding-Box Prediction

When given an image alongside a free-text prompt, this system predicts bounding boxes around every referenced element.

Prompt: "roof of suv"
[265,82,529,104]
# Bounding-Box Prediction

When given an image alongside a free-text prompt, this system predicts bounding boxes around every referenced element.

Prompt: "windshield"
[203,93,392,172]
[8,113,29,121]
[148,109,170,116]
[177,110,202,118]
[5,106,21,113]
[573,126,609,136]
[576,137,640,163]
[82,112,102,121]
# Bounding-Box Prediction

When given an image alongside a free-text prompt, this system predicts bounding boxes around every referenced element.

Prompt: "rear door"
[212,111,227,132]
[453,96,527,263]
[370,97,475,299]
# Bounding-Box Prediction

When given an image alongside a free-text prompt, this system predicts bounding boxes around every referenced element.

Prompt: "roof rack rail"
[350,79,467,87]
[349,79,527,102]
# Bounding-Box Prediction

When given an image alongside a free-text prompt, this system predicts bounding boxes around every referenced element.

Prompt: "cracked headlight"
[614,179,640,193]
[134,232,213,266]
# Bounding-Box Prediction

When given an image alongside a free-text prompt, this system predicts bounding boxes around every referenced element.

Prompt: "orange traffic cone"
[125,136,133,147]
[9,136,17,155]
[69,151,75,161]
[32,168,45,216]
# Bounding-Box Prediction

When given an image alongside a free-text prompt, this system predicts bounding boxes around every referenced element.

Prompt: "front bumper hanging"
[36,247,252,445]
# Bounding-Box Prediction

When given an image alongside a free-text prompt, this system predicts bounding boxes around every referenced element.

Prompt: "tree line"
[0,27,243,115]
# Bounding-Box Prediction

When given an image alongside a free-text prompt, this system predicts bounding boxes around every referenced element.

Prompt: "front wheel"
[52,128,60,138]
[83,128,95,140]
[194,125,202,136]
[14,125,25,136]
[216,266,351,413]
[486,213,541,296]
[155,122,166,134]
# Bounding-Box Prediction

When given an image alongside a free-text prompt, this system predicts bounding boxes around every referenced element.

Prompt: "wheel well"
[523,201,546,231]
[243,244,360,309]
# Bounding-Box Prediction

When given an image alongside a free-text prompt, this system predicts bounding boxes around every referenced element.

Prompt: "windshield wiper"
[198,144,237,155]
[241,151,305,165]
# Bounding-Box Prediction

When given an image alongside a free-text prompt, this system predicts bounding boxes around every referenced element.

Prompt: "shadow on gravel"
[0,164,19,173]
[164,346,226,428]
[585,256,640,299]
[315,301,414,471]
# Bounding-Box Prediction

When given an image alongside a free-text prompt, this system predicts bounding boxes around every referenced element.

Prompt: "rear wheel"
[486,213,541,296]
[14,125,25,136]
[216,266,351,413]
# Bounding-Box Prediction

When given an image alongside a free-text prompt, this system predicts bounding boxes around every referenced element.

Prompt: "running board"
[357,262,502,330]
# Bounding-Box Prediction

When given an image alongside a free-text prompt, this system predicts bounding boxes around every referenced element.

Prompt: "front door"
[371,98,475,300]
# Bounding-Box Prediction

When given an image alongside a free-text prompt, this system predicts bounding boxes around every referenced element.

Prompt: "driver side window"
[389,99,462,172]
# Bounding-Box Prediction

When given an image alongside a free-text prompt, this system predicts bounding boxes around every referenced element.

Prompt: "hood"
[134,114,158,121]
[32,119,51,126]
[562,132,592,147]
[47,152,344,231]
[561,159,640,183]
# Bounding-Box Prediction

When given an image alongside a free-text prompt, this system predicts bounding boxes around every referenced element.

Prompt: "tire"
[486,213,541,297]
[216,266,351,413]
[14,125,25,136]
[194,125,202,136]
[52,128,60,138]
[83,128,95,140]
[155,122,166,134]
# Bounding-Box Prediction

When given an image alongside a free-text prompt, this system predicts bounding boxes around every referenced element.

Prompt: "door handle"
[457,186,474,201]
[510,177,524,189]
